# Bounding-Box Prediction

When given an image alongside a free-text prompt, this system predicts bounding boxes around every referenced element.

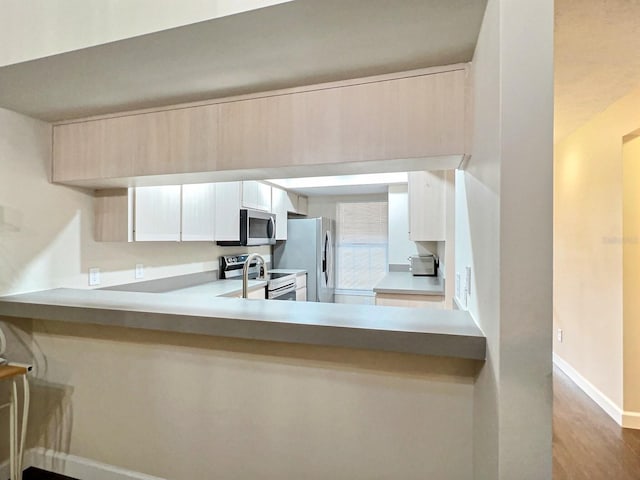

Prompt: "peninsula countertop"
[0,288,484,360]
[373,272,445,296]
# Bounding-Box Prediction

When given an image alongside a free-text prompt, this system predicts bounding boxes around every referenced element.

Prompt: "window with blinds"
[336,201,388,292]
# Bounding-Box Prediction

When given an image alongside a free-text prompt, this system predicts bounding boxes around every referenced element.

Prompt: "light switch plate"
[88,267,101,286]
[557,328,563,343]
[455,273,461,299]
[135,264,144,279]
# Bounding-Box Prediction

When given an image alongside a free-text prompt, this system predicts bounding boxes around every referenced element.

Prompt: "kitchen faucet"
[242,253,267,298]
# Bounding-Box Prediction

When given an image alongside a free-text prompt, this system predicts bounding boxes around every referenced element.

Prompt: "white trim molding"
[553,353,640,430]
[24,448,166,480]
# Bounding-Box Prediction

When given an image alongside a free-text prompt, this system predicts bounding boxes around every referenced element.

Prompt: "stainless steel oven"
[267,273,297,301]
[220,255,297,301]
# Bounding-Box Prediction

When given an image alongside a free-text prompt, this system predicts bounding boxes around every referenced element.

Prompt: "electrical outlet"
[455,273,461,299]
[135,264,145,279]
[88,267,101,286]
[557,328,563,343]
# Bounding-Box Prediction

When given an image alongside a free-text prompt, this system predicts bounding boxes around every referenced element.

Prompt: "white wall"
[554,79,640,425]
[456,0,553,478]
[24,320,475,480]
[0,0,291,67]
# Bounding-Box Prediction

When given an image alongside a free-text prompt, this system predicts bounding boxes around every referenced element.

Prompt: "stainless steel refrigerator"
[274,217,335,302]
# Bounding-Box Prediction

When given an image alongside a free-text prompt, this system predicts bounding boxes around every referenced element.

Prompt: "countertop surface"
[0,287,484,360]
[169,279,267,297]
[268,269,307,276]
[373,272,445,296]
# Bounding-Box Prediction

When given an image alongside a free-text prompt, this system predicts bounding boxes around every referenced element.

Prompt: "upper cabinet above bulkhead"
[52,66,469,187]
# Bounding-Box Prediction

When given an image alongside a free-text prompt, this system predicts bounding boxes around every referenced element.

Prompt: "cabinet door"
[215,182,241,241]
[134,186,182,241]
[272,187,288,241]
[53,105,218,182]
[242,181,271,212]
[182,183,216,241]
[408,171,446,241]
[218,94,293,171]
[241,181,259,210]
[95,188,134,242]
[257,182,272,212]
[296,288,307,302]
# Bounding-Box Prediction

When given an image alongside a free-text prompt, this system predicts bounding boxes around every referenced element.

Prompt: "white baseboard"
[553,353,640,429]
[25,447,166,480]
[622,410,640,429]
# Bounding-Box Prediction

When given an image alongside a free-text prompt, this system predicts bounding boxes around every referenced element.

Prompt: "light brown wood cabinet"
[52,67,467,186]
[375,293,444,309]
[53,105,218,182]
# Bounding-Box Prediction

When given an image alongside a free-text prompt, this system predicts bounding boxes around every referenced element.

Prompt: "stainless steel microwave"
[217,209,276,247]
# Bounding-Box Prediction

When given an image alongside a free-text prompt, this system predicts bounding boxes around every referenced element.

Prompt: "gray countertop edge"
[0,290,486,361]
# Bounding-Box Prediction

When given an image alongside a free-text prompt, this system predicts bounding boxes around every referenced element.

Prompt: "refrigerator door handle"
[322,232,328,281]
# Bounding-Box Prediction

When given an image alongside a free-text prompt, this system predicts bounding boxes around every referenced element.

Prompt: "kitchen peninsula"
[0,286,485,360]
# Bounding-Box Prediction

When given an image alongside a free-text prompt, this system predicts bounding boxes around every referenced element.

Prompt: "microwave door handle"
[268,217,275,239]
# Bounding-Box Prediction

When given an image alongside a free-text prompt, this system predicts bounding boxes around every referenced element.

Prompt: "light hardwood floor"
[553,366,640,479]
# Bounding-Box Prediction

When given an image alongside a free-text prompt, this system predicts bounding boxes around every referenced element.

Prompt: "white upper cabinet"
[214,182,242,242]
[134,185,182,241]
[241,181,272,212]
[408,171,446,241]
[272,187,289,240]
[181,183,216,241]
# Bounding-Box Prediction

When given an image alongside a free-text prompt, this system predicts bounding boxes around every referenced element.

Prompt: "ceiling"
[0,0,487,122]
[555,0,640,141]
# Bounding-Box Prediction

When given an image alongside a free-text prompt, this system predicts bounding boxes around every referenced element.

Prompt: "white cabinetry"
[272,187,289,241]
[215,181,274,242]
[408,171,447,241]
[271,187,310,241]
[182,183,216,241]
[295,273,307,301]
[214,182,242,242]
[242,181,272,212]
[134,185,182,241]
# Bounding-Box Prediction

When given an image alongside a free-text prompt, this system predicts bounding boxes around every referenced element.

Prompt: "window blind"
[336,201,388,291]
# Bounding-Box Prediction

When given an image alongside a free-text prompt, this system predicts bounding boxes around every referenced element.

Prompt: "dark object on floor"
[22,466,79,480]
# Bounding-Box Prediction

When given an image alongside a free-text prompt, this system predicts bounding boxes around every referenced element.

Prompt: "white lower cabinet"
[295,273,307,301]
[134,185,182,241]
